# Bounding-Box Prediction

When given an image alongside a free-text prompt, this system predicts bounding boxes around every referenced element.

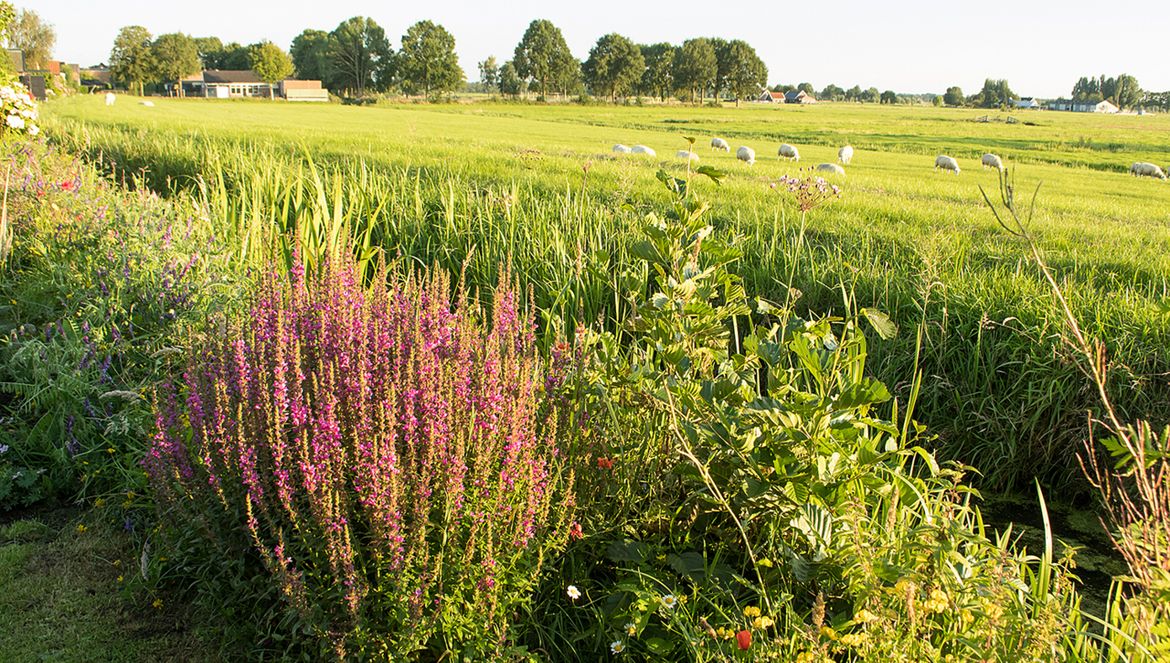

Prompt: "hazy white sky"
[34,0,1170,98]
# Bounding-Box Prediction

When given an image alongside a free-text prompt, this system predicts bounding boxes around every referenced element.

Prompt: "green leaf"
[606,539,651,564]
[860,308,898,340]
[695,165,725,185]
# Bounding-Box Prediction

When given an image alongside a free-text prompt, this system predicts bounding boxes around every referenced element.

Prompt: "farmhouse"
[757,90,785,103]
[784,90,816,104]
[1047,98,1119,113]
[1011,97,1041,109]
[179,70,328,101]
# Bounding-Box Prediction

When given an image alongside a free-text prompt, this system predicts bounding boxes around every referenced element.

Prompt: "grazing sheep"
[140,100,155,107]
[105,92,116,106]
[631,145,656,157]
[935,155,961,174]
[676,150,700,162]
[1131,161,1167,180]
[736,146,756,165]
[778,144,800,161]
[982,153,1004,170]
[711,137,730,151]
[816,163,845,175]
[838,145,853,165]
[612,144,632,154]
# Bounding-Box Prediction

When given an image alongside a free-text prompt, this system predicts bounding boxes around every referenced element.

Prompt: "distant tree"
[1071,75,1101,101]
[639,42,675,100]
[672,38,717,104]
[248,40,294,98]
[771,83,795,93]
[880,89,897,104]
[583,33,644,102]
[213,42,250,70]
[820,83,844,101]
[8,8,54,70]
[396,20,463,97]
[943,86,964,106]
[1112,74,1142,109]
[721,40,767,106]
[328,16,393,97]
[709,37,730,98]
[110,25,156,95]
[860,86,880,103]
[498,60,522,96]
[477,56,499,90]
[193,36,223,69]
[512,19,577,99]
[975,78,1014,108]
[932,94,943,107]
[797,82,814,95]
[845,84,862,101]
[290,29,331,82]
[151,33,201,95]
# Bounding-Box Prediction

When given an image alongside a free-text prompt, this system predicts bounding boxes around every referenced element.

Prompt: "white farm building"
[1046,99,1119,113]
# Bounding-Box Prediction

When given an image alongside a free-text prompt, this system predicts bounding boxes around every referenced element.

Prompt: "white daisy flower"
[660,594,677,610]
[610,640,625,654]
[566,585,581,600]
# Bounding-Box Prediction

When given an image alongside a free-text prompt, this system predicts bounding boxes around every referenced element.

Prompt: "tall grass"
[43,104,1170,492]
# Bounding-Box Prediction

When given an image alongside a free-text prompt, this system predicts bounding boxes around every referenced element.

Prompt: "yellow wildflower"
[752,615,774,629]
[840,632,869,647]
[76,524,87,533]
[853,608,877,624]
[743,605,762,618]
[152,598,163,609]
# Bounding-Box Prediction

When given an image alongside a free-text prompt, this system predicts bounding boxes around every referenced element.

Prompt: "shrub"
[147,251,574,658]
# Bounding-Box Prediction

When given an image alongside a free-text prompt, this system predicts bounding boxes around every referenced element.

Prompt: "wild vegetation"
[3,88,1169,660]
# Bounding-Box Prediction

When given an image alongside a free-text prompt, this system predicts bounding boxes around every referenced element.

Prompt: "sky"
[34,0,1170,99]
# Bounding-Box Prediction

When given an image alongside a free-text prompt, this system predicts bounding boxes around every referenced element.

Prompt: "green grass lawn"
[44,96,1170,490]
[0,510,213,662]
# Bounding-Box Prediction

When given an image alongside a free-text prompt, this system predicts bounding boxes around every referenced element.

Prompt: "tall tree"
[248,40,294,98]
[976,78,1014,108]
[193,37,222,69]
[328,16,393,97]
[396,20,463,97]
[152,33,201,96]
[639,43,675,100]
[672,38,717,104]
[943,85,964,106]
[820,83,844,101]
[109,25,155,95]
[861,86,880,103]
[0,2,14,77]
[846,85,862,101]
[880,89,897,104]
[720,40,766,106]
[583,33,644,102]
[8,8,54,70]
[797,82,814,95]
[498,60,522,96]
[477,56,499,90]
[1113,74,1142,109]
[290,29,331,82]
[709,37,731,99]
[216,42,250,70]
[512,19,576,99]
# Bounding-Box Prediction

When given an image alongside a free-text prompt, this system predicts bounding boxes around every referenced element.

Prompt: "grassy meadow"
[3,93,1168,659]
[46,96,1170,490]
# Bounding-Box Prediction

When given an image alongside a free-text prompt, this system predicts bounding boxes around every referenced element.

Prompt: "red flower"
[736,629,751,650]
[568,521,583,540]
[60,180,74,191]
[596,457,613,470]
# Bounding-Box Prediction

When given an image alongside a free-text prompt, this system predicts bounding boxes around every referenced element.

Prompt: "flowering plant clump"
[772,173,840,211]
[147,251,574,658]
[0,82,39,137]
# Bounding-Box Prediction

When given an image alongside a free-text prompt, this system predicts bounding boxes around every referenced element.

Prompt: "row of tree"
[109,28,294,96]
[473,22,768,104]
[1071,74,1142,109]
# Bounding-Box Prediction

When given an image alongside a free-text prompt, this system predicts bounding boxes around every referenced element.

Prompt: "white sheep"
[140,100,155,107]
[1131,162,1167,179]
[982,153,1004,170]
[778,144,800,161]
[676,150,700,162]
[711,137,730,151]
[816,163,845,176]
[935,155,960,174]
[631,145,656,157]
[838,145,853,165]
[736,146,756,165]
[104,92,116,106]
[612,144,632,154]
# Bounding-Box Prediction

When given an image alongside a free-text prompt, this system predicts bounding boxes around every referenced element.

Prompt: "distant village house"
[178,70,328,101]
[1046,99,1119,113]
[757,89,817,104]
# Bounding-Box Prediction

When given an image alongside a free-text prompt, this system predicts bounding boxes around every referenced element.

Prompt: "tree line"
[1070,74,1142,109]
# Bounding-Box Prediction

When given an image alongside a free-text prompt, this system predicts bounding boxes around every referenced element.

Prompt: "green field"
[45,97,1170,489]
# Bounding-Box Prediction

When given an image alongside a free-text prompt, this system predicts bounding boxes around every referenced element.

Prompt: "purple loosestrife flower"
[147,251,574,656]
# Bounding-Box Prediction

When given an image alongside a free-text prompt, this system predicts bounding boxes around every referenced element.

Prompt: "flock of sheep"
[612,139,1168,181]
